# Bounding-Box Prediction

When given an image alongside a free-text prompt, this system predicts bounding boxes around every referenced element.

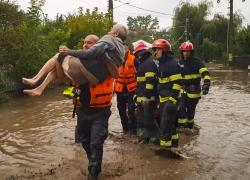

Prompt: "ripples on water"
[0,70,250,179]
[191,71,250,180]
[0,91,75,175]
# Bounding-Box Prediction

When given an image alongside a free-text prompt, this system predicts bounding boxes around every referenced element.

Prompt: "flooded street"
[0,69,250,180]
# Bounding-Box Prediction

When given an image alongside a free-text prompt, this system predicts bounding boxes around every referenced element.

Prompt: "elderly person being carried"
[22,24,127,96]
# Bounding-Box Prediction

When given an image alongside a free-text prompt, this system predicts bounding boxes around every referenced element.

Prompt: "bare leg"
[22,55,96,96]
[57,57,69,81]
[22,53,59,86]
[23,60,71,96]
[23,70,57,96]
[61,56,99,85]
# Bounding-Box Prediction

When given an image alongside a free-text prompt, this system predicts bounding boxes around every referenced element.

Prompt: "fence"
[230,55,250,70]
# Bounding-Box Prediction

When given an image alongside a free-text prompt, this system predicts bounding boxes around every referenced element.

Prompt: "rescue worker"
[178,41,211,129]
[114,44,137,134]
[134,41,158,144]
[64,35,114,180]
[71,34,99,143]
[76,77,113,180]
[152,39,182,148]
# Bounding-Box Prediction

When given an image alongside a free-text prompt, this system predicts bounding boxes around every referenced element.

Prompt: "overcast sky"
[16,0,250,29]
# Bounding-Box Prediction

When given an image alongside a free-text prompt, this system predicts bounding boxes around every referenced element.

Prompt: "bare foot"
[23,89,42,96]
[22,78,38,86]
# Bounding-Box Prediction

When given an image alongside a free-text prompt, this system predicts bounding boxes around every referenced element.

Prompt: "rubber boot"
[75,126,81,144]
[138,128,149,144]
[187,121,194,129]
[160,139,172,148]
[148,129,160,145]
[88,164,100,180]
[171,133,179,148]
[178,118,187,128]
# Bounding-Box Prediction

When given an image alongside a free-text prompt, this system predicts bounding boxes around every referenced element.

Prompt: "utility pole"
[217,0,234,62]
[228,0,233,56]
[184,18,190,41]
[217,0,244,60]
[108,0,113,23]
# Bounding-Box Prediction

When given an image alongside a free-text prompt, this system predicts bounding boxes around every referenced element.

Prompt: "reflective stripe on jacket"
[136,55,158,103]
[179,57,211,99]
[158,57,182,104]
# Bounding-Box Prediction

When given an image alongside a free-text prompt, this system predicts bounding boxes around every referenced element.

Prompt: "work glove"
[141,97,151,105]
[202,83,210,95]
[164,100,176,109]
[177,93,186,111]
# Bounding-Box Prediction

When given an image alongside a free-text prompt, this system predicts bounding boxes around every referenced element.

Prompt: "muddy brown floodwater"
[0,69,250,180]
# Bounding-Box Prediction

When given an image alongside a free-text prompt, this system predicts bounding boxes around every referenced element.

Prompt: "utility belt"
[63,81,113,117]
[76,106,110,115]
[183,85,201,99]
[183,85,201,93]
[114,81,137,92]
[63,86,109,117]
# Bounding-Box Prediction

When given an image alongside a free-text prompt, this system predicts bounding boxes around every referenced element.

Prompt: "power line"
[114,0,174,17]
[115,10,172,18]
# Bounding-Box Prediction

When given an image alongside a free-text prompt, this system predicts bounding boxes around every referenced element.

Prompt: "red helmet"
[133,41,149,54]
[179,41,194,51]
[152,39,172,52]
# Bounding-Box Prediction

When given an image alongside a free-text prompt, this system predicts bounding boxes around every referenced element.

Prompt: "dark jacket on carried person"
[68,35,125,82]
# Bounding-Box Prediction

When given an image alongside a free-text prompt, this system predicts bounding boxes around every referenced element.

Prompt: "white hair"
[112,24,128,42]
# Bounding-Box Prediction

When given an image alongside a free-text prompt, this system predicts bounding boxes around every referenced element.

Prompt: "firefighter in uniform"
[178,41,211,129]
[69,34,99,143]
[152,39,182,148]
[114,45,137,134]
[134,41,158,144]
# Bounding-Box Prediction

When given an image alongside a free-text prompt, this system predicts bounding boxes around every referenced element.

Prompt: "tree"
[26,0,45,25]
[66,7,113,48]
[0,0,25,30]
[127,15,159,32]
[234,26,250,55]
[201,38,217,62]
[172,1,212,45]
[171,0,246,61]
[126,15,160,45]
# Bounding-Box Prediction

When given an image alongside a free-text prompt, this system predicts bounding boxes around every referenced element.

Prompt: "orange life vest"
[89,77,114,108]
[73,77,114,108]
[114,51,137,93]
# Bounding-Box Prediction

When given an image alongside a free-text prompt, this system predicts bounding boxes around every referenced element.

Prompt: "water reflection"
[0,70,249,179]
[191,70,250,180]
[0,90,76,175]
[211,70,250,93]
